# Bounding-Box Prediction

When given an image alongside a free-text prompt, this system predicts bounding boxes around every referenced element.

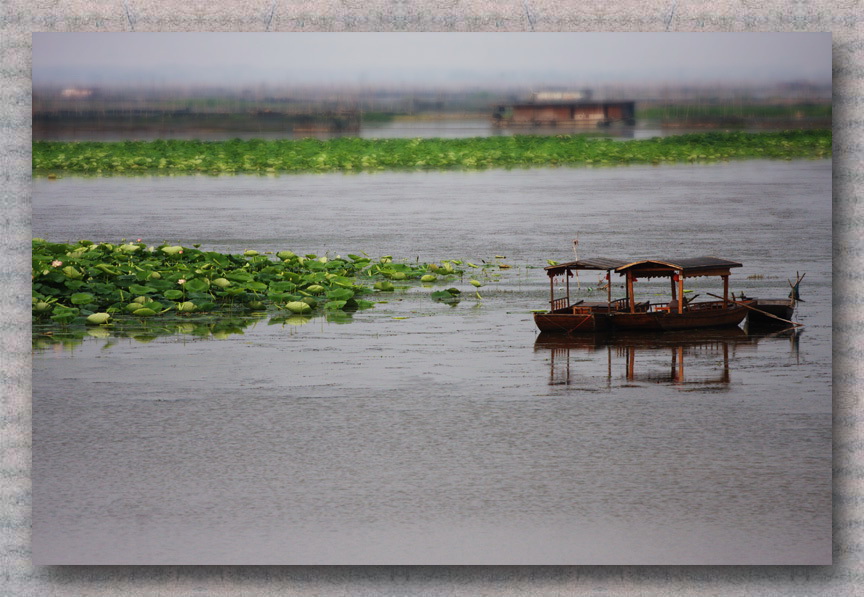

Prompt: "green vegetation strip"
[33,130,831,176]
[31,239,504,329]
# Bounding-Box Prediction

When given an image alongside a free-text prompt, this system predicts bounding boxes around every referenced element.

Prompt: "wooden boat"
[534,256,754,333]
[743,273,804,328]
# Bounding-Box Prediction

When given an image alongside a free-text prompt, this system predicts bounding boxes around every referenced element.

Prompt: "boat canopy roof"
[615,257,743,278]
[544,257,628,277]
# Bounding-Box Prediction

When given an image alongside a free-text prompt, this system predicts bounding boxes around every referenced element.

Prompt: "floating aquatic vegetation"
[32,131,831,177]
[31,239,500,334]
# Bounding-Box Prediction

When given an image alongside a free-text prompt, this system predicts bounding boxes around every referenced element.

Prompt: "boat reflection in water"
[534,327,800,387]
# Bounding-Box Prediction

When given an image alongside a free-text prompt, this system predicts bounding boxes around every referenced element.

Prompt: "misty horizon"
[33,33,832,90]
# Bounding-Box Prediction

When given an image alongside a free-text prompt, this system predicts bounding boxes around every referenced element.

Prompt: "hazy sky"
[32,33,832,88]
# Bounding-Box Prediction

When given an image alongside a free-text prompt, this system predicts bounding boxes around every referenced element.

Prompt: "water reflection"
[31,311,358,351]
[534,328,800,387]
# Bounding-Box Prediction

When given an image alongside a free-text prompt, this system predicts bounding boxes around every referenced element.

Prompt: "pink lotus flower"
[51,260,63,267]
[178,279,186,285]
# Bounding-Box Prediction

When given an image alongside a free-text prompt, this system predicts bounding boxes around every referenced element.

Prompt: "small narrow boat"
[744,272,804,328]
[534,256,754,333]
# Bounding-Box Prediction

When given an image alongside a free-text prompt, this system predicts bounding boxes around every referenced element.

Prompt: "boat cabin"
[615,257,742,314]
[544,257,629,313]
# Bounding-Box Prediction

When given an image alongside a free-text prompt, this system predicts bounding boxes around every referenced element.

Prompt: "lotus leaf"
[245,281,268,292]
[86,312,111,325]
[184,278,210,292]
[62,266,82,279]
[212,278,232,288]
[70,292,96,305]
[326,288,354,301]
[285,301,312,314]
[129,284,156,295]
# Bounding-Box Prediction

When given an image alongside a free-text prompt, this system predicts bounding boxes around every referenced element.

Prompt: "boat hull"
[533,311,611,333]
[534,302,751,333]
[608,304,749,331]
[747,299,795,326]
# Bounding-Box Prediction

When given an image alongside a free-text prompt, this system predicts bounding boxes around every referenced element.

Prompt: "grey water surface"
[32,159,832,564]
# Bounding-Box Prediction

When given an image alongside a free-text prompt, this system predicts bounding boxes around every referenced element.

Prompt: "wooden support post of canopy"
[606,270,612,308]
[722,275,729,308]
[565,270,570,307]
[627,271,635,313]
[677,272,684,314]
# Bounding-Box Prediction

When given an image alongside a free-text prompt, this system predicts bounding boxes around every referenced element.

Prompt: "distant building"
[493,95,635,128]
[59,88,94,99]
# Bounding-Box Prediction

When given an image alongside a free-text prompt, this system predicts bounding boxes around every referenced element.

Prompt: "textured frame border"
[2,4,860,595]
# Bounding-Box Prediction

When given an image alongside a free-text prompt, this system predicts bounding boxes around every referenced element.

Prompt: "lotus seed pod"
[285,301,312,314]
[86,312,111,325]
[421,274,437,282]
[212,277,231,288]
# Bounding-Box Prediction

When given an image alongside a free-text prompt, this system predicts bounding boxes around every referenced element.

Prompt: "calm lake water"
[32,159,832,564]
